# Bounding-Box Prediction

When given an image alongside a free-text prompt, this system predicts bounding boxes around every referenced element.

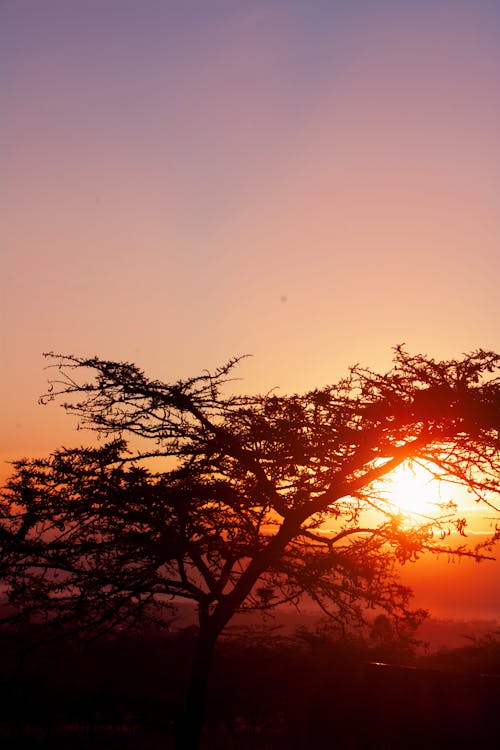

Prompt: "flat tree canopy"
[1,346,499,749]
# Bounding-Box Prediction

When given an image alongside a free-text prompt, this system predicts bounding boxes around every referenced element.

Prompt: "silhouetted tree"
[1,346,499,749]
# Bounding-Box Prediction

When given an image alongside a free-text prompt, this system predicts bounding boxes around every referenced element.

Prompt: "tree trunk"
[171,559,277,749]
[172,625,218,750]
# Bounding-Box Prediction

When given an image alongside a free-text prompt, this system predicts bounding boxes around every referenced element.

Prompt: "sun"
[383,461,444,520]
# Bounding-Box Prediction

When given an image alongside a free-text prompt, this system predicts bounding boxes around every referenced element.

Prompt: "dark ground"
[1,621,499,749]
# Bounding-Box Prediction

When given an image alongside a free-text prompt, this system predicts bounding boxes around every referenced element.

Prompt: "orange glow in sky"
[1,0,499,619]
[375,459,497,536]
[381,461,452,520]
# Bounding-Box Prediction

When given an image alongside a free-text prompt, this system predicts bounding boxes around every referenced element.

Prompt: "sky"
[1,0,499,619]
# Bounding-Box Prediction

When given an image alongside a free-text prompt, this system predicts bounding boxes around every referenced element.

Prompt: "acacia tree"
[1,347,499,750]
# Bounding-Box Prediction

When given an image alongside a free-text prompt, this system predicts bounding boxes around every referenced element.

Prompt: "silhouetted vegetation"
[0,618,499,748]
[1,347,499,749]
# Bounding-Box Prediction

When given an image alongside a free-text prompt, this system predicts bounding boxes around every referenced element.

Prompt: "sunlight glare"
[384,461,445,520]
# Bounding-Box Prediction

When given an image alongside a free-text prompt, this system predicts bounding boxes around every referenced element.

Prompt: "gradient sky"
[2,0,499,618]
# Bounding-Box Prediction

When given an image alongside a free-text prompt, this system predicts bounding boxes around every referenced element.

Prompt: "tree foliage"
[1,346,499,634]
[1,346,499,748]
